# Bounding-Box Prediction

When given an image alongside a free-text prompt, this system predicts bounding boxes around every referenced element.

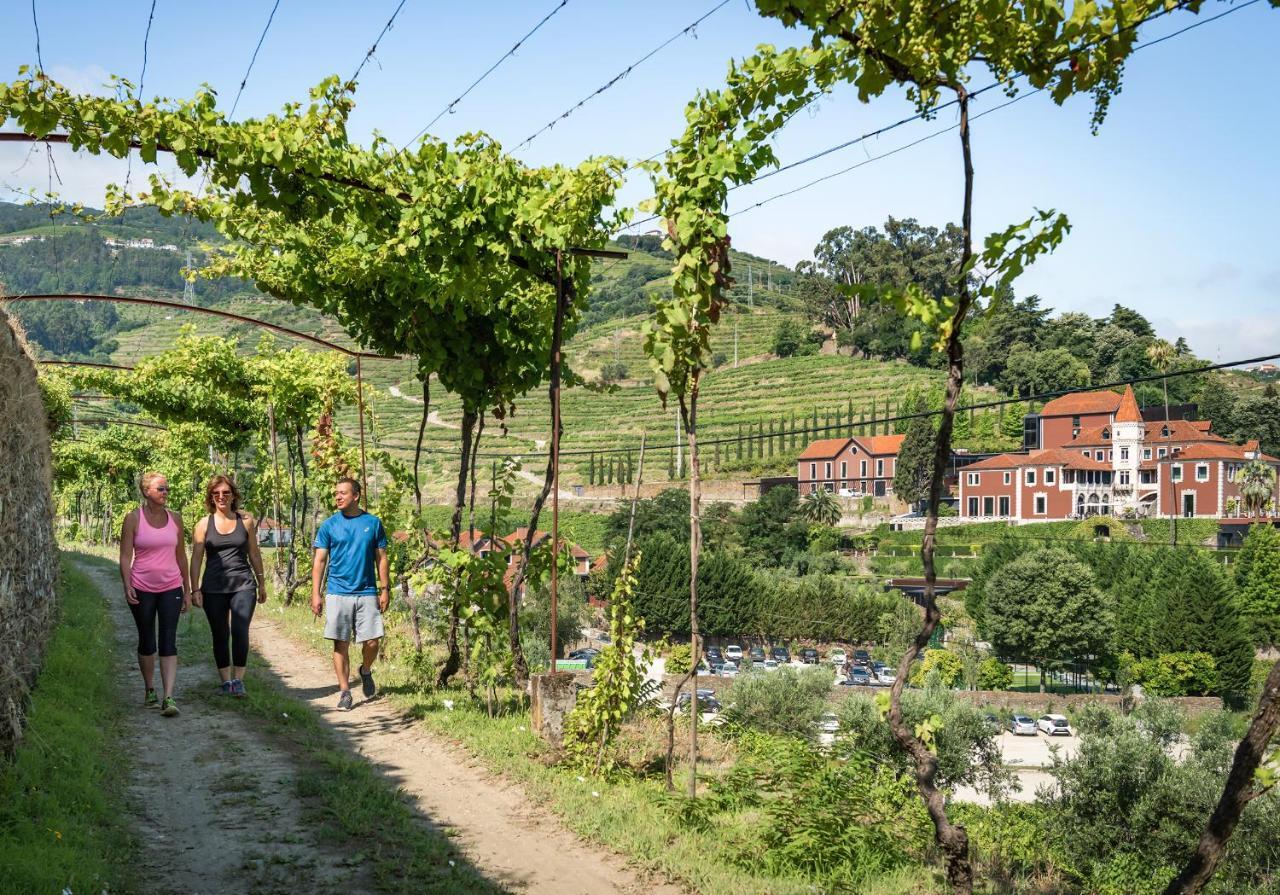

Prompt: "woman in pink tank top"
[119,471,191,716]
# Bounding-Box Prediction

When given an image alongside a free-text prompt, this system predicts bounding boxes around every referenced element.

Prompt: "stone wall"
[0,305,58,755]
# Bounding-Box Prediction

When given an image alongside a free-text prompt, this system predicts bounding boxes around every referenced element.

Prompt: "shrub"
[1126,651,1218,697]
[771,319,818,358]
[720,666,833,741]
[665,642,692,676]
[598,360,628,384]
[908,648,964,688]
[977,657,1014,690]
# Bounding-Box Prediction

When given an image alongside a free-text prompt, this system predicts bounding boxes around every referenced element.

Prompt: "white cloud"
[1162,314,1280,366]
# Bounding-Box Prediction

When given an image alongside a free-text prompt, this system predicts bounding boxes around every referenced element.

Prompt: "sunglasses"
[212,490,233,497]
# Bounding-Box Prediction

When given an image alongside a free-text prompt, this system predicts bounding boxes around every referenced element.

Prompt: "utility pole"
[748,265,754,309]
[182,250,196,305]
[675,404,683,478]
[733,300,739,368]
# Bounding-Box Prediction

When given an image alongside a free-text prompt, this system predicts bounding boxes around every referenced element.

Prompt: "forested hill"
[0,203,799,360]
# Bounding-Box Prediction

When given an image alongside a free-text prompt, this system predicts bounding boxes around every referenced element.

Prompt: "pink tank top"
[131,509,183,592]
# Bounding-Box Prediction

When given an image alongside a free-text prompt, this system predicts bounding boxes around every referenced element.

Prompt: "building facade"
[796,434,905,498]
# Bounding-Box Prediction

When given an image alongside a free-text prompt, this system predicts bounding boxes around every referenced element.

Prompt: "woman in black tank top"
[189,476,267,697]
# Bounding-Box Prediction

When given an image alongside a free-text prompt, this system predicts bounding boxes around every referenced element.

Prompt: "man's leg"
[332,639,351,691]
[361,637,379,672]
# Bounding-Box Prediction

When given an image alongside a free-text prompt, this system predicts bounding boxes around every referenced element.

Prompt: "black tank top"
[202,514,256,593]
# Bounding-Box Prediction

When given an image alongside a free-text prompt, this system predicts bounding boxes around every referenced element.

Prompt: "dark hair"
[204,475,242,514]
[336,476,362,496]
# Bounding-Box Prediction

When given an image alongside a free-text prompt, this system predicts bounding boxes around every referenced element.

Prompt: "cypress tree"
[767,419,775,457]
[758,420,766,456]
[588,452,596,486]
[747,425,755,460]
[668,448,675,480]
[846,397,854,434]
[737,423,744,461]
[1235,522,1280,646]
[835,407,843,435]
[790,410,798,449]
[714,441,721,469]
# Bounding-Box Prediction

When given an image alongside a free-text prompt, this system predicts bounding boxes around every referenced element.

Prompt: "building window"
[824,462,832,479]
[966,472,980,486]
[840,481,848,491]
[1034,494,1047,515]
[1102,428,1110,440]
[876,459,884,477]
[1107,451,1112,460]
[1072,415,1080,428]
[1140,470,1154,485]
[1228,464,1237,482]
[999,496,1010,516]
[967,496,979,516]
[1025,469,1036,486]
[983,496,995,516]
[1083,450,1091,459]
[809,462,816,480]
[1161,425,1170,437]
[809,483,817,494]
[1157,448,1167,458]
[1196,463,1209,482]
[840,461,847,479]
[860,459,867,477]
[1119,471,1130,485]
[1171,464,1182,483]
[824,482,834,492]
[1120,447,1129,461]
[1045,469,1056,485]
[1143,448,1151,460]
[1003,472,1011,485]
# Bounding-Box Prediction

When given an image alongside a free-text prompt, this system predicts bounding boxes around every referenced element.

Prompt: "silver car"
[1009,714,1037,736]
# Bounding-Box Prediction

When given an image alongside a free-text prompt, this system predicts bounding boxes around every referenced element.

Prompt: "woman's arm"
[189,516,207,608]
[119,510,139,605]
[172,513,192,611]
[243,515,269,604]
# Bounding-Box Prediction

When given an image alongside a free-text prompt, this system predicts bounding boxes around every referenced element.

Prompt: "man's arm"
[376,547,390,612]
[311,548,328,617]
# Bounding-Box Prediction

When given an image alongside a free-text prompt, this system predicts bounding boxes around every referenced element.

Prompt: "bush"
[666,642,692,676]
[771,319,818,358]
[1125,651,1218,697]
[720,666,833,740]
[599,361,628,384]
[908,648,964,688]
[977,657,1014,690]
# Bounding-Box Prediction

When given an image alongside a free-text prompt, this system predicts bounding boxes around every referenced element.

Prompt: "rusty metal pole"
[356,355,369,507]
[550,249,564,673]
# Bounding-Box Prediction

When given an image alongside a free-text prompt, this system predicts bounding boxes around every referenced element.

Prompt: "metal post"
[550,250,564,673]
[356,355,368,507]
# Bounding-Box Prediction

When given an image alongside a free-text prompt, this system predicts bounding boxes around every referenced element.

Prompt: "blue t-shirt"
[314,510,387,596]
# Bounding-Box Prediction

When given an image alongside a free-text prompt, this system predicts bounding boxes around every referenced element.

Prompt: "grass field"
[0,555,137,895]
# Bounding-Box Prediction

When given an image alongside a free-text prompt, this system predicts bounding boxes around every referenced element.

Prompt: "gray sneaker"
[358,665,376,699]
[231,679,246,698]
[337,690,353,712]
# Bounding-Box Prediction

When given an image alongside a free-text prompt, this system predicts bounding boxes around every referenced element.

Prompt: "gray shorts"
[324,594,384,643]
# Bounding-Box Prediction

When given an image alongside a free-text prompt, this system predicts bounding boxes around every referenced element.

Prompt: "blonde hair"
[139,471,166,499]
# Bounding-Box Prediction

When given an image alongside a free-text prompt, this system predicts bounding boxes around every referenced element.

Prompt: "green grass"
[266,598,946,895]
[0,554,137,895]
[172,594,504,894]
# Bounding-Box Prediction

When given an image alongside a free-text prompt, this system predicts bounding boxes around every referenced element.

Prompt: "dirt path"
[82,556,682,895]
[246,613,681,895]
[88,558,370,895]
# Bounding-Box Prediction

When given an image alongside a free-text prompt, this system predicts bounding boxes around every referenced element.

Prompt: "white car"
[837,488,864,498]
[724,645,743,663]
[876,669,897,686]
[829,649,847,667]
[719,662,739,678]
[819,712,840,733]
[761,659,780,672]
[1037,714,1072,736]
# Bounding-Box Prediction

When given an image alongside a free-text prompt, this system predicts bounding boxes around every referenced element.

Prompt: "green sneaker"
[160,697,180,717]
[144,688,159,709]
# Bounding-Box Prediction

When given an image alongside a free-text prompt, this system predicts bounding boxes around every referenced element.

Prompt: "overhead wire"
[514,0,734,150]
[348,0,410,89]
[228,0,282,120]
[402,0,571,149]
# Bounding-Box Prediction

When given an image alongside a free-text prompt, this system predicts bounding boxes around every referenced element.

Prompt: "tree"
[771,317,816,357]
[1235,522,1280,646]
[1233,393,1280,456]
[1240,461,1276,517]
[984,548,1111,693]
[1147,339,1176,422]
[800,488,842,526]
[1194,378,1236,437]
[1109,303,1155,338]
[893,395,937,505]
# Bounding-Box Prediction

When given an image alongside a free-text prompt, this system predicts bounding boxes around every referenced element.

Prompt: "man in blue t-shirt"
[311,477,389,711]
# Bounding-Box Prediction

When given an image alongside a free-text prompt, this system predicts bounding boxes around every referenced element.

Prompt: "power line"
[515,0,734,150]
[622,0,1255,231]
[403,349,1280,460]
[348,0,410,89]
[229,0,283,120]
[404,0,570,148]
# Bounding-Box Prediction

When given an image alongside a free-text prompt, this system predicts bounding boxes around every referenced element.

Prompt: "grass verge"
[0,554,136,895]
[174,604,504,895]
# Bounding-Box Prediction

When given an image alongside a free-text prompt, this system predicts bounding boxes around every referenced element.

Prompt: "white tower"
[1110,385,1144,515]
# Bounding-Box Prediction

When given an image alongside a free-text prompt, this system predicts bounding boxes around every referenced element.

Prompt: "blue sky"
[1,1,1276,363]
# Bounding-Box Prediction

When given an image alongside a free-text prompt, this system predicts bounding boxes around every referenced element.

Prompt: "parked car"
[837,488,864,498]
[676,690,722,714]
[853,649,872,667]
[567,648,600,661]
[724,645,744,663]
[761,659,780,671]
[705,646,723,665]
[771,646,791,663]
[800,648,820,664]
[871,661,886,676]
[983,713,1002,733]
[875,669,896,686]
[1037,714,1072,736]
[843,668,872,687]
[819,712,840,733]
[1009,715,1037,736]
[719,662,739,678]
[747,645,766,663]
[829,649,848,667]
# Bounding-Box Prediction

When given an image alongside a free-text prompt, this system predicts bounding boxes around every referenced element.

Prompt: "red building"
[797,433,905,499]
[959,386,1280,521]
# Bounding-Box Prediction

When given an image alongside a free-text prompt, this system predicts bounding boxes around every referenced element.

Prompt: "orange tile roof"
[1114,385,1142,423]
[964,449,1111,472]
[1039,390,1122,417]
[858,433,906,455]
[506,527,590,560]
[798,438,852,460]
[1069,419,1226,448]
[1163,444,1280,463]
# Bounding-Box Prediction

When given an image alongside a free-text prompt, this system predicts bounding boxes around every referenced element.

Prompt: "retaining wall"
[0,305,58,755]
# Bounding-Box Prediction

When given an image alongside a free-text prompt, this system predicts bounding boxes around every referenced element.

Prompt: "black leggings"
[129,587,184,658]
[202,589,257,669]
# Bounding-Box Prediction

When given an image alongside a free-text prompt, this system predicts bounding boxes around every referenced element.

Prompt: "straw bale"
[0,303,58,756]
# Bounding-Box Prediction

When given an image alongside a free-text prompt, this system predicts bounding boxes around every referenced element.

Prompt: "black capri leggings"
[129,587,184,658]
[202,589,257,669]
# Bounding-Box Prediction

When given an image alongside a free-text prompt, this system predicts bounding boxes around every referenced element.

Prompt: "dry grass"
[0,304,58,755]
